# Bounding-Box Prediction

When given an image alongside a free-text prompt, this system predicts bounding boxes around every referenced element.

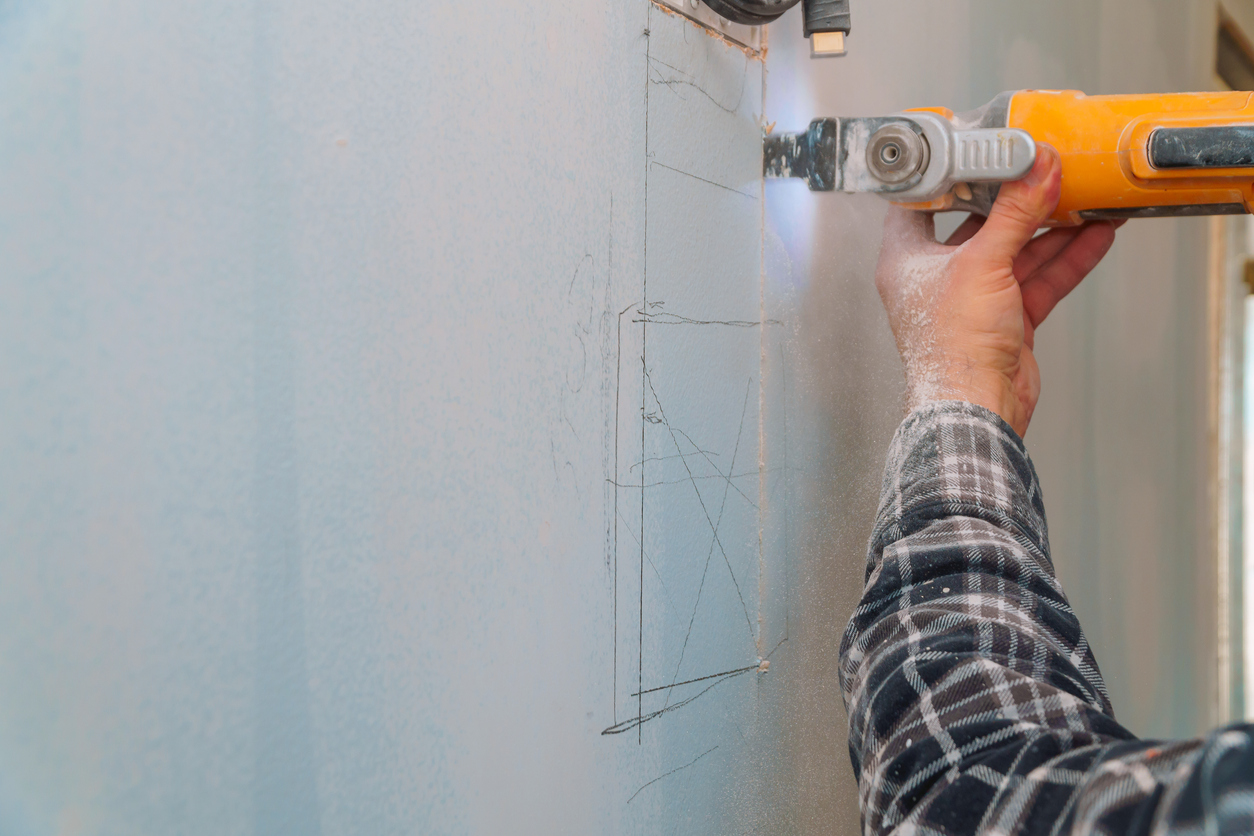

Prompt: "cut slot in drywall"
[652,0,765,55]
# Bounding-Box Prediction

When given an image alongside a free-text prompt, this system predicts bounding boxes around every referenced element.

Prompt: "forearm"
[840,401,1113,719]
[838,402,1131,835]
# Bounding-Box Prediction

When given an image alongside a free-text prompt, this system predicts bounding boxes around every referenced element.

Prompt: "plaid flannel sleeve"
[839,401,1254,836]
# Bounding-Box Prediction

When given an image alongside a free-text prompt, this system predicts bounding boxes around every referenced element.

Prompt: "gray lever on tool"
[765,111,1035,215]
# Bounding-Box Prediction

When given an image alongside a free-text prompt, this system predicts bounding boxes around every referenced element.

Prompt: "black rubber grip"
[1078,203,1246,220]
[803,0,851,35]
[701,0,800,26]
[1149,126,1254,169]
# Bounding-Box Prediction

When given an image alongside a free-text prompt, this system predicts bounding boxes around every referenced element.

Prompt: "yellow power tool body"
[765,89,1254,225]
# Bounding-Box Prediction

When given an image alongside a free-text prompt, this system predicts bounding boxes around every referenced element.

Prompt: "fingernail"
[1024,145,1059,188]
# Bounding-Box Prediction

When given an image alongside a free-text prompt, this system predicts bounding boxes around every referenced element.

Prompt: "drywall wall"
[4,0,1241,833]
[764,1,1238,832]
[0,0,800,833]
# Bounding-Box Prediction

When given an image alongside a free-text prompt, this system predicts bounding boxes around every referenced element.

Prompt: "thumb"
[970,144,1062,264]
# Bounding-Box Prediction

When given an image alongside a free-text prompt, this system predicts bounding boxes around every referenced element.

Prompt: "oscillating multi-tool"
[766,90,1254,225]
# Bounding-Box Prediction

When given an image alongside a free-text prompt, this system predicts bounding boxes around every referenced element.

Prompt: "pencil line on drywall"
[638,0,652,747]
[757,55,767,660]
[611,203,619,727]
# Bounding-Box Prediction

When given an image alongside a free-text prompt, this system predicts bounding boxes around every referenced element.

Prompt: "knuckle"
[996,188,1040,225]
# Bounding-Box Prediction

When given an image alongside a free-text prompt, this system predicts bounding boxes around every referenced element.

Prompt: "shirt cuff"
[873,400,1048,558]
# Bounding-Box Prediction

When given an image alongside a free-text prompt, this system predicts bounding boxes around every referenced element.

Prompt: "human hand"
[874,145,1120,437]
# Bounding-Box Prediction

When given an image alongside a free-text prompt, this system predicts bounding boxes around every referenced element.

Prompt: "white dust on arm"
[887,251,954,413]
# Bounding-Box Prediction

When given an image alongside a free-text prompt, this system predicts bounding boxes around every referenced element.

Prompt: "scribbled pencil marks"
[595,17,789,832]
[604,296,778,737]
[626,746,720,804]
[646,50,750,115]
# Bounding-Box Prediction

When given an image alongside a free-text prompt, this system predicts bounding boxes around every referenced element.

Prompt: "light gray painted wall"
[0,0,799,833]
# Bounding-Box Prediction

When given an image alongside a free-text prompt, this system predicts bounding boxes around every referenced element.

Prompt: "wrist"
[905,367,1023,436]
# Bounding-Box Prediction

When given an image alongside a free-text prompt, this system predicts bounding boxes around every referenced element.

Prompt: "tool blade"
[763,118,839,191]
